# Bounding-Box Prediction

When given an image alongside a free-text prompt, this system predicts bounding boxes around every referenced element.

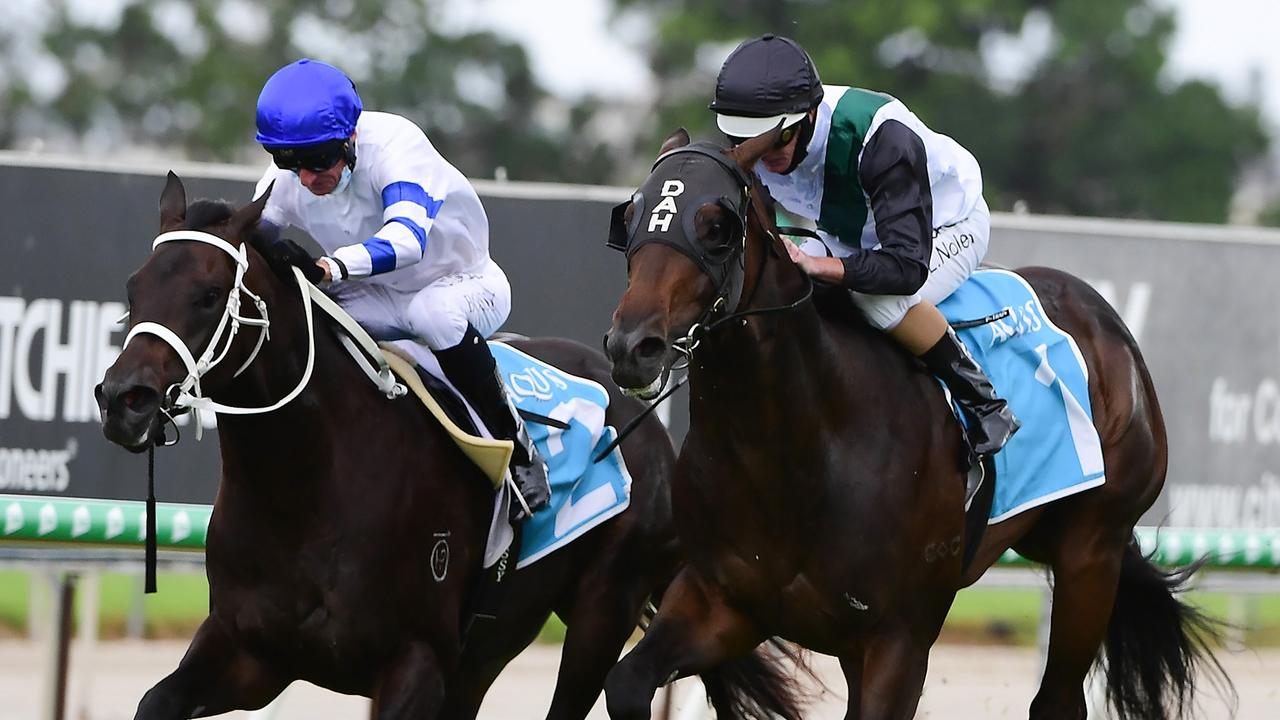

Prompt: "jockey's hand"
[784,240,845,284]
[263,237,326,285]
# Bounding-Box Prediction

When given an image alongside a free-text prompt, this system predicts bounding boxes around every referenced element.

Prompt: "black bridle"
[606,142,813,358]
[594,143,814,462]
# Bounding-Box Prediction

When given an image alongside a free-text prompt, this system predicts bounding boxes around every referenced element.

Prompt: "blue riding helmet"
[255,59,363,147]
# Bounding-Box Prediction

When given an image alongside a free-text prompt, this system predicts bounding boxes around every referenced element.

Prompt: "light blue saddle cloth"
[936,269,1106,523]
[490,342,633,567]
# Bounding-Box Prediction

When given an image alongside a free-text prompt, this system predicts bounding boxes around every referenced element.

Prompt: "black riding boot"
[920,328,1021,461]
[435,325,550,521]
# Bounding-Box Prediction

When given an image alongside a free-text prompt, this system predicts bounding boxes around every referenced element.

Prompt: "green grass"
[3,569,1279,645]
[0,570,210,637]
[0,571,31,632]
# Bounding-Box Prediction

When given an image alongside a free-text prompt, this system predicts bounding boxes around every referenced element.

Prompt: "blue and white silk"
[937,269,1107,523]
[255,111,491,293]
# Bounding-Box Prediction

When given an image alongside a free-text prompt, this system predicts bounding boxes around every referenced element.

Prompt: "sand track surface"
[0,640,1271,718]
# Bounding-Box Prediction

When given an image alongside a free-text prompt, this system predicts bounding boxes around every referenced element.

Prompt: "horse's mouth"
[96,382,161,453]
[621,366,670,402]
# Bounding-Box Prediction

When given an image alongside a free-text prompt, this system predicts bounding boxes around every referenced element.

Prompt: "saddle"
[302,281,514,489]
[380,344,511,489]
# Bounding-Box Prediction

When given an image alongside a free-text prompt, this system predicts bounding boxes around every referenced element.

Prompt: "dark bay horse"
[95,173,800,719]
[602,129,1230,720]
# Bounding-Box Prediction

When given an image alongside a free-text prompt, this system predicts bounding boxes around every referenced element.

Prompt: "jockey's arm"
[251,180,330,284]
[839,120,934,296]
[328,147,446,281]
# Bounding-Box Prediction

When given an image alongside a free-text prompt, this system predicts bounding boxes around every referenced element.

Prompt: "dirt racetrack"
[1,640,1272,718]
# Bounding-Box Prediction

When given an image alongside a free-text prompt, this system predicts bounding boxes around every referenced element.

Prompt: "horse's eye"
[197,288,223,310]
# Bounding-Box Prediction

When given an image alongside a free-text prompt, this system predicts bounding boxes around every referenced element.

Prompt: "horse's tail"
[699,638,811,720]
[1102,539,1236,720]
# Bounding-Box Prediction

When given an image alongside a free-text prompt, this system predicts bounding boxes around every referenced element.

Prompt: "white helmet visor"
[715,111,806,140]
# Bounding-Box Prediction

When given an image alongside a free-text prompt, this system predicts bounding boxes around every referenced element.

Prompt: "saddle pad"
[937,269,1106,523]
[383,339,633,568]
[488,342,634,568]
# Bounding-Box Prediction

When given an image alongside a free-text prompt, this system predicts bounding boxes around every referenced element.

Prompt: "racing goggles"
[266,139,349,173]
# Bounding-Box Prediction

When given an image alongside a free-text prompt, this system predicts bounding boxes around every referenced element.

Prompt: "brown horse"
[95,173,801,719]
[602,129,1231,720]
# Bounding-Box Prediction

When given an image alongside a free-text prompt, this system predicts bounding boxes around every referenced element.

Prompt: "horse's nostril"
[122,388,143,410]
[635,337,667,362]
[109,384,159,414]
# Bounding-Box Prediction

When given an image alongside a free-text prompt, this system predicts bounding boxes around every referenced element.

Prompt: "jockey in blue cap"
[252,58,550,520]
[711,35,1020,464]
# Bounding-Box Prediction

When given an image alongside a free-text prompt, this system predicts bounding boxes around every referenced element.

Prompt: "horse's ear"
[226,182,273,242]
[159,171,186,229]
[730,121,784,173]
[657,128,690,157]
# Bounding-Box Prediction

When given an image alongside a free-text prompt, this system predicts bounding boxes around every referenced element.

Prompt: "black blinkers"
[606,142,753,312]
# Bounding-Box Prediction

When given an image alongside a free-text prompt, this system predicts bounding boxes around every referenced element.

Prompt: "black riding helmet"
[710,34,823,141]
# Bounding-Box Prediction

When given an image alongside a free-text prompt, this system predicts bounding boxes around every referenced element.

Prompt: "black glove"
[263,237,326,285]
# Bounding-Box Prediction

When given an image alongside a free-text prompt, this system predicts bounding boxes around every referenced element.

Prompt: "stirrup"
[506,471,535,520]
[505,440,550,522]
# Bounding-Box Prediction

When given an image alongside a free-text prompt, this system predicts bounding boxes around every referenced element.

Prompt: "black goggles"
[266,140,348,173]
[726,121,801,149]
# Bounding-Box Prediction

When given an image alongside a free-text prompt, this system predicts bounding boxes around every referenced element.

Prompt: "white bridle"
[122,230,317,440]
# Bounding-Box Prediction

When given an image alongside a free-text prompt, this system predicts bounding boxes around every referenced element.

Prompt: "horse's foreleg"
[855,625,933,720]
[603,568,761,720]
[545,574,651,720]
[134,617,287,720]
[857,581,954,720]
[371,641,448,720]
[441,608,551,720]
[838,655,865,720]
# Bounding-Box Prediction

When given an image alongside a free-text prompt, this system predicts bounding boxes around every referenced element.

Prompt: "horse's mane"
[183,199,235,230]
[184,198,275,256]
[745,178,875,334]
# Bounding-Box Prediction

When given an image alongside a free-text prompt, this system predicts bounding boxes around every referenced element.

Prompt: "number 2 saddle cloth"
[385,338,633,568]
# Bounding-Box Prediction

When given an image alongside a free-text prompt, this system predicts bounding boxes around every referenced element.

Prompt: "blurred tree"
[0,0,616,182]
[610,0,1271,223]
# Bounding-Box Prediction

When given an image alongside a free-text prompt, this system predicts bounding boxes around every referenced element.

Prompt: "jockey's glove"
[263,237,327,285]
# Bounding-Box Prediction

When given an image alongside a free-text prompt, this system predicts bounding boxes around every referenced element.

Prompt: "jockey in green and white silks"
[251,59,549,519]
[761,85,987,326]
[711,35,1019,462]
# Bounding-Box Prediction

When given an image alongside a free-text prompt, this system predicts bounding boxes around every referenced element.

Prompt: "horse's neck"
[686,258,918,449]
[687,258,824,422]
[212,283,330,407]
[210,281,373,498]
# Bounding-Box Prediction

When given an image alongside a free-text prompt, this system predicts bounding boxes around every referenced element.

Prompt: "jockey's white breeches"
[801,198,990,330]
[328,258,512,350]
